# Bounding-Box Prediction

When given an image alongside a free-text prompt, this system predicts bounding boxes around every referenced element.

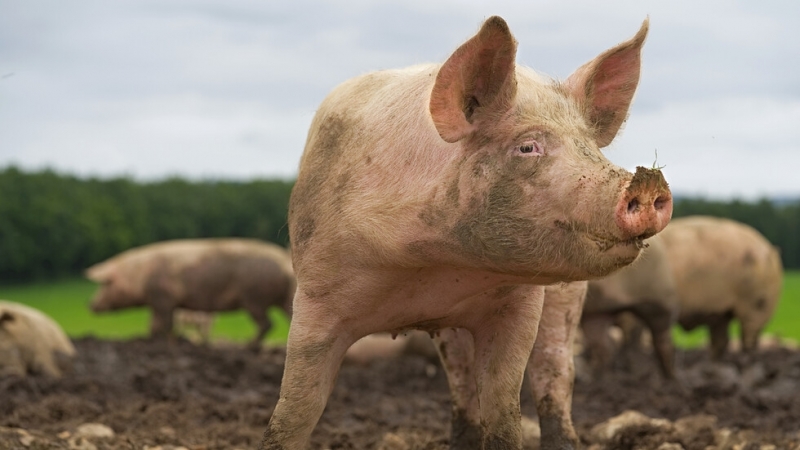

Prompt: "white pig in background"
[263,16,671,450]
[0,300,76,377]
[661,216,783,359]
[87,238,295,349]
[582,236,679,379]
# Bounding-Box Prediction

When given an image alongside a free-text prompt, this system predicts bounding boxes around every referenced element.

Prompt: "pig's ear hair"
[564,18,649,148]
[430,16,518,143]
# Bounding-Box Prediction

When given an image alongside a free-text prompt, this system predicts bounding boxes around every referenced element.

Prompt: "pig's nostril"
[627,198,640,214]
[654,196,669,211]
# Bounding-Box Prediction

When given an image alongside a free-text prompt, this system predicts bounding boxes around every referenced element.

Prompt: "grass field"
[0,278,290,344]
[0,272,797,347]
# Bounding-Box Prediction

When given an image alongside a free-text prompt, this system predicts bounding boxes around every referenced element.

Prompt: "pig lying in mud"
[86,239,295,348]
[0,300,76,377]
[582,236,679,378]
[660,216,783,359]
[264,16,672,450]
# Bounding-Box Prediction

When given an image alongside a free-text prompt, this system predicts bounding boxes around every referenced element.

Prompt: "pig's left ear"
[430,16,518,143]
[565,18,649,148]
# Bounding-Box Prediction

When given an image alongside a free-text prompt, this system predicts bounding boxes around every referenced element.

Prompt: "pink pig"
[263,16,670,450]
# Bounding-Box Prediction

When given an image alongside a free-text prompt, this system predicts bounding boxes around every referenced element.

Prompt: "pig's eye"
[515,141,544,156]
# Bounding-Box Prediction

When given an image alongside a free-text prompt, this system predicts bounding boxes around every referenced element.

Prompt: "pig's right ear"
[430,16,518,143]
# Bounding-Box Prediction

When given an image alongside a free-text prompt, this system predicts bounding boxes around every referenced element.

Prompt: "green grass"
[672,270,800,348]
[1,271,798,348]
[0,278,290,344]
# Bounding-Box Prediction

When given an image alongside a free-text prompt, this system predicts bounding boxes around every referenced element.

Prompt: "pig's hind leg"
[433,328,483,449]
[150,302,175,340]
[435,286,545,450]
[631,302,677,379]
[528,282,587,450]
[472,285,545,449]
[708,312,733,359]
[245,305,272,351]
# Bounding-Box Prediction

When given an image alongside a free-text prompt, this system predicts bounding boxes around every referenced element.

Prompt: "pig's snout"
[615,166,672,240]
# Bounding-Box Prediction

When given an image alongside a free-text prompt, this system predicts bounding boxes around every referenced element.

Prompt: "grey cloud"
[0,1,799,197]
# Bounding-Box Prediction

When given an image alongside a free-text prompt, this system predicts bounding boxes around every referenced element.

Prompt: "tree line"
[0,167,292,282]
[0,167,798,282]
[671,197,800,269]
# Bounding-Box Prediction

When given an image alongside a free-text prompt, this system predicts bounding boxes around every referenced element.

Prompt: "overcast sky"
[1,1,799,199]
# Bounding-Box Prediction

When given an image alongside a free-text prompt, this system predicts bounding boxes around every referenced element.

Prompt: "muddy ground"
[1,337,799,449]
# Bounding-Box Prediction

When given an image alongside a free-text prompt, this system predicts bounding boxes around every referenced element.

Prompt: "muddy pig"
[0,300,76,377]
[660,216,783,359]
[86,238,295,348]
[581,236,679,378]
[264,16,672,450]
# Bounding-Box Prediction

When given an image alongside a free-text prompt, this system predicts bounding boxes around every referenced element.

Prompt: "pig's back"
[0,301,75,355]
[660,216,781,315]
[112,239,290,290]
[290,65,460,267]
[299,65,450,191]
[162,239,293,311]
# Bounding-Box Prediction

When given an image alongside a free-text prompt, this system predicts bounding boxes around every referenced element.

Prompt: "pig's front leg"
[436,286,545,449]
[528,282,587,450]
[473,285,545,449]
[245,304,272,351]
[434,328,482,449]
[261,292,356,450]
[149,301,175,340]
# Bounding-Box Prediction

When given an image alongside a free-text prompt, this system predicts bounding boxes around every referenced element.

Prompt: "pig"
[86,238,295,348]
[659,216,783,359]
[0,300,76,377]
[263,16,671,450]
[580,236,679,378]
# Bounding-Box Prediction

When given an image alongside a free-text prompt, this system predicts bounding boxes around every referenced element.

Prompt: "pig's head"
[85,262,144,312]
[428,16,671,281]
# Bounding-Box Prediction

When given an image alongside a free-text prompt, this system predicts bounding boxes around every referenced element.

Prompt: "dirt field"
[1,337,799,449]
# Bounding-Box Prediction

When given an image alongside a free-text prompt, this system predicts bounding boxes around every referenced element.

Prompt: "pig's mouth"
[555,220,649,253]
[588,235,649,252]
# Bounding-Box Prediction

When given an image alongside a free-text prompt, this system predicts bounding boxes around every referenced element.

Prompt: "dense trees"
[0,167,292,282]
[0,167,797,282]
